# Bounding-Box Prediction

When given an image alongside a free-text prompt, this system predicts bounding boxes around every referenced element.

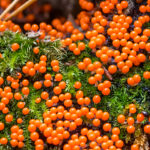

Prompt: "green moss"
[0,29,150,149]
[0,31,65,77]
[0,31,64,149]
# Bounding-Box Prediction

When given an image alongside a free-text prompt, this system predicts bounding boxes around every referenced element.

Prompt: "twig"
[0,0,20,20]
[4,0,37,21]
[103,66,113,81]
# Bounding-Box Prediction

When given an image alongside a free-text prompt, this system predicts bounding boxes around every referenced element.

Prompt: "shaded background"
[0,0,81,24]
[0,0,148,25]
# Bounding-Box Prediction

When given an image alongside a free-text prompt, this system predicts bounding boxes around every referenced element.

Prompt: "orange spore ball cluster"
[0,0,150,149]
[117,103,150,148]
[79,0,94,11]
[143,71,150,79]
[11,43,20,51]
[10,125,24,148]
[127,74,141,86]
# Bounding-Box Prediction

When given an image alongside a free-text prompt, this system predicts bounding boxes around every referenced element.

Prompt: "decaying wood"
[26,31,41,38]
[134,134,150,150]
[124,0,134,15]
